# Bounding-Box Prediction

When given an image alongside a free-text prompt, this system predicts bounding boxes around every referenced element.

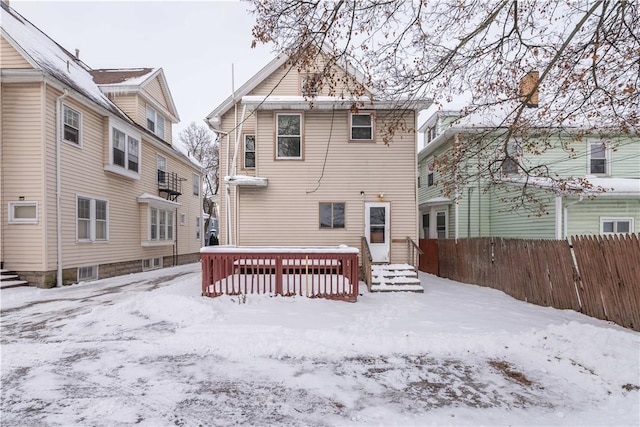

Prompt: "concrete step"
[1,270,30,289]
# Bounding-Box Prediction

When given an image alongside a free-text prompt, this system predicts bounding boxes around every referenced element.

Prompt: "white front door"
[365,202,390,263]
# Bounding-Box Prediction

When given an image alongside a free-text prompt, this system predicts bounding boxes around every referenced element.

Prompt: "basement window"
[77,266,98,281]
[142,257,163,271]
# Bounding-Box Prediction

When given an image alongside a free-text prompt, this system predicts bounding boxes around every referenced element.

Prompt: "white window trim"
[349,112,375,142]
[106,120,141,180]
[276,112,303,160]
[180,213,186,226]
[500,140,522,177]
[8,201,38,224]
[600,217,634,235]
[196,216,201,240]
[432,208,448,239]
[301,73,322,97]
[146,105,165,139]
[426,158,435,187]
[142,257,163,271]
[146,207,175,245]
[62,103,82,147]
[76,195,109,243]
[77,265,99,281]
[588,140,611,176]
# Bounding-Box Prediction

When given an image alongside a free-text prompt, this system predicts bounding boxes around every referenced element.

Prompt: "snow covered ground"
[1,262,638,426]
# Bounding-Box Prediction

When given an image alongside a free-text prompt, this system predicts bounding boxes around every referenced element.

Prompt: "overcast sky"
[11,0,277,139]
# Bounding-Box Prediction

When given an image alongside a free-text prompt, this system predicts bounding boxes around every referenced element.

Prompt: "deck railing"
[201,246,360,302]
[360,237,373,289]
[406,236,423,270]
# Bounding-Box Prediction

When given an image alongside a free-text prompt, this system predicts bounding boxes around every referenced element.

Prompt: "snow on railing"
[201,245,360,302]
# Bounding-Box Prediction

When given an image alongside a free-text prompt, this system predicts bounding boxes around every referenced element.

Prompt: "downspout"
[454,187,459,242]
[554,195,563,240]
[563,194,584,239]
[467,187,474,238]
[56,88,69,287]
[230,105,247,245]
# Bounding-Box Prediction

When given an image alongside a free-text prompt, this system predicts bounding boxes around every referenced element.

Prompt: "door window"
[369,206,386,243]
[436,211,447,238]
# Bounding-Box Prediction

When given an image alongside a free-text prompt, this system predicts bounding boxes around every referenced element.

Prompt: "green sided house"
[1,3,203,287]
[417,109,640,240]
[205,48,431,292]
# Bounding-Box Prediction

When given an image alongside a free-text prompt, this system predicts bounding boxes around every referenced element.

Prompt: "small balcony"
[158,171,183,201]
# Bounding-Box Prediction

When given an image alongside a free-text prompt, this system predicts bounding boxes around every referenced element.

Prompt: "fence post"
[275,255,283,296]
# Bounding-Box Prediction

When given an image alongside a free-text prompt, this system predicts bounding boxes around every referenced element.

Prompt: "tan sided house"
[1,3,203,287]
[205,49,431,291]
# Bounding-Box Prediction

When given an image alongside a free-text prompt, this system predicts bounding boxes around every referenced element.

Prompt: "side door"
[365,202,390,262]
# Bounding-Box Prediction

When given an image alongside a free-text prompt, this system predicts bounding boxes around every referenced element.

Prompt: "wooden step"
[370,263,423,293]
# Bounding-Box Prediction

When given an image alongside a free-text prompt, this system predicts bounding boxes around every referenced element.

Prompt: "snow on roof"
[224,175,268,187]
[90,68,157,86]
[137,193,181,207]
[0,4,124,118]
[419,197,452,206]
[503,176,640,196]
[241,95,431,111]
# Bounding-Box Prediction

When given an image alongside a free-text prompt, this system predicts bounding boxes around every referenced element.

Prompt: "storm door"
[365,202,390,262]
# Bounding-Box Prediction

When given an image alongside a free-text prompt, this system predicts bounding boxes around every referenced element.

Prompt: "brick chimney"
[519,71,539,108]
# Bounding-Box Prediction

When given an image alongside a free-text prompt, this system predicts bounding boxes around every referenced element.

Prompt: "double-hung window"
[589,141,609,175]
[350,113,374,141]
[193,173,200,196]
[276,113,302,159]
[157,155,167,184]
[319,202,345,229]
[149,207,174,241]
[77,196,108,242]
[501,140,521,175]
[427,158,435,187]
[244,134,256,168]
[146,105,165,139]
[108,123,141,178]
[63,104,81,145]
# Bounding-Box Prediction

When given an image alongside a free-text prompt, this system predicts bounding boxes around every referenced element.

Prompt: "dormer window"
[301,73,322,97]
[146,105,165,139]
[427,126,436,143]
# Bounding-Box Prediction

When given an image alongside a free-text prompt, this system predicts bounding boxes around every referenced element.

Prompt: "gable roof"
[1,2,198,170]
[0,1,126,118]
[205,46,384,130]
[91,67,180,122]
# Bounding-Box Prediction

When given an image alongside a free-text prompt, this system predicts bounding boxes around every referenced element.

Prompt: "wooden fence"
[437,234,640,331]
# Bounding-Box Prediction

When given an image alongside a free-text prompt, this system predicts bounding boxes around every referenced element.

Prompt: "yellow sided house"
[205,49,431,292]
[0,3,203,287]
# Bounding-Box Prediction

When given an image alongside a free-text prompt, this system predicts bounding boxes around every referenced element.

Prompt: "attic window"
[146,105,165,139]
[301,73,322,97]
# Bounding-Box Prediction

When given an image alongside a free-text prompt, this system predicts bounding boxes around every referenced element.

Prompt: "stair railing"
[361,236,373,288]
[406,236,423,270]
